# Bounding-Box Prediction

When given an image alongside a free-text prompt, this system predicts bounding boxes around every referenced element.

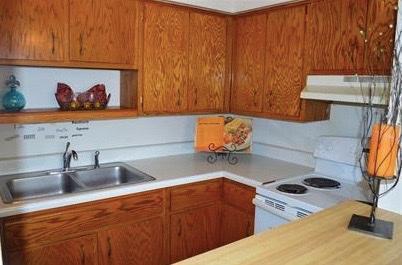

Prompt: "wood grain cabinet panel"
[7,234,98,265]
[170,204,221,263]
[0,0,68,61]
[365,0,398,74]
[170,179,222,211]
[223,179,255,215]
[98,218,164,265]
[143,2,189,113]
[305,0,368,73]
[221,204,254,246]
[264,5,306,118]
[3,190,164,250]
[188,12,227,112]
[231,14,267,113]
[69,0,138,65]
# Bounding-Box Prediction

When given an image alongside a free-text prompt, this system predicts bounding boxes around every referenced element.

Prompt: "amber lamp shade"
[367,123,401,179]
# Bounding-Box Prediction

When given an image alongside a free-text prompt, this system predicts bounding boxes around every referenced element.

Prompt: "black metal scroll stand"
[348,176,394,239]
[207,143,238,165]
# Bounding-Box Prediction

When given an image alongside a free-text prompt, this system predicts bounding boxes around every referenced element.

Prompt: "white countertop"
[0,153,313,218]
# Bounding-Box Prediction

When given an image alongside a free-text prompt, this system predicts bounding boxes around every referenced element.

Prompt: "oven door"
[253,194,293,234]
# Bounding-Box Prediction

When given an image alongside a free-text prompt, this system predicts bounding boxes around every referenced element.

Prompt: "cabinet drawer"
[170,180,222,211]
[3,190,164,250]
[223,179,255,214]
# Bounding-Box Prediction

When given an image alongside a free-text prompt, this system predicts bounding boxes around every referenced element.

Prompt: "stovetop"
[257,173,370,213]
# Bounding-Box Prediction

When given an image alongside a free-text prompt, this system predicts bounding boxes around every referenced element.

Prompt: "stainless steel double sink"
[0,163,155,204]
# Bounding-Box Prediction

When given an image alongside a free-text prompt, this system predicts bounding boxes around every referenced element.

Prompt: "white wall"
[252,104,371,167]
[165,0,291,13]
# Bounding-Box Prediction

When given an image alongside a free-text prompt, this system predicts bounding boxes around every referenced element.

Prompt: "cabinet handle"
[51,32,55,55]
[177,219,182,237]
[80,244,86,265]
[107,236,112,258]
[246,220,251,237]
[176,89,181,106]
[252,89,258,107]
[194,87,198,106]
[79,33,84,56]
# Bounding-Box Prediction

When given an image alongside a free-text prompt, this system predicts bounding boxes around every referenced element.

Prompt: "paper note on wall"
[195,116,252,153]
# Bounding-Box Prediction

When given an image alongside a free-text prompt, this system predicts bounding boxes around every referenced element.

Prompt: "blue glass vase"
[2,75,26,112]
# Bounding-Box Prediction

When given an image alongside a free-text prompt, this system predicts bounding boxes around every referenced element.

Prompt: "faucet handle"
[94,151,100,169]
[71,150,78,160]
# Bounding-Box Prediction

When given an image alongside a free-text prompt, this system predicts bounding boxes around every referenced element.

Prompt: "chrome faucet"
[94,151,100,169]
[63,142,78,172]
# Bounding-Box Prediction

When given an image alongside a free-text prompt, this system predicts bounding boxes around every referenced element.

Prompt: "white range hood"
[301,75,392,106]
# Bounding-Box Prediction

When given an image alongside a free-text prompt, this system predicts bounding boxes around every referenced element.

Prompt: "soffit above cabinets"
[161,0,295,13]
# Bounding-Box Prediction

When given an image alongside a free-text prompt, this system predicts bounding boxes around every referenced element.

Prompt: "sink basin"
[72,165,155,189]
[1,173,82,203]
[0,163,155,203]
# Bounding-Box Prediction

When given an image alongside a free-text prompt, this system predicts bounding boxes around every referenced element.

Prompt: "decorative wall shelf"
[0,107,138,124]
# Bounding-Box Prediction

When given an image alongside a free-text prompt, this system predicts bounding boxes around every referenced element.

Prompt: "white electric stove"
[253,136,371,234]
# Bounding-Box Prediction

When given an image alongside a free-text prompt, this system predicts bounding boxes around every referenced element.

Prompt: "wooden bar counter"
[176,201,402,265]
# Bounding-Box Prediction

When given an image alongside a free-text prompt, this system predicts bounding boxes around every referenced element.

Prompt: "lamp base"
[348,214,393,239]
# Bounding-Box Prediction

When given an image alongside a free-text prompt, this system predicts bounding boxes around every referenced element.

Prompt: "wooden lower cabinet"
[2,179,256,265]
[7,234,98,265]
[2,190,165,265]
[221,204,254,246]
[170,204,221,263]
[98,218,164,265]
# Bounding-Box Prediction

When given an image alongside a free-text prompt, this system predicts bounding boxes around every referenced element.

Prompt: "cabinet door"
[7,235,97,265]
[0,0,67,61]
[264,5,306,118]
[231,14,267,113]
[188,12,227,112]
[98,218,164,265]
[170,204,221,263]
[305,0,367,73]
[221,204,254,246]
[69,0,138,65]
[143,2,189,113]
[365,0,398,74]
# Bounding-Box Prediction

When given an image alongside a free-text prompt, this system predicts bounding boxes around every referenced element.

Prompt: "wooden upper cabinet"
[0,0,68,61]
[305,0,368,73]
[188,12,227,112]
[69,0,139,65]
[264,5,306,118]
[98,218,164,265]
[143,2,189,113]
[7,235,97,265]
[365,0,398,74]
[231,14,267,113]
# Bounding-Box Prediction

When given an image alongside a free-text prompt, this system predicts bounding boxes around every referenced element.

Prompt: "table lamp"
[348,123,400,239]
